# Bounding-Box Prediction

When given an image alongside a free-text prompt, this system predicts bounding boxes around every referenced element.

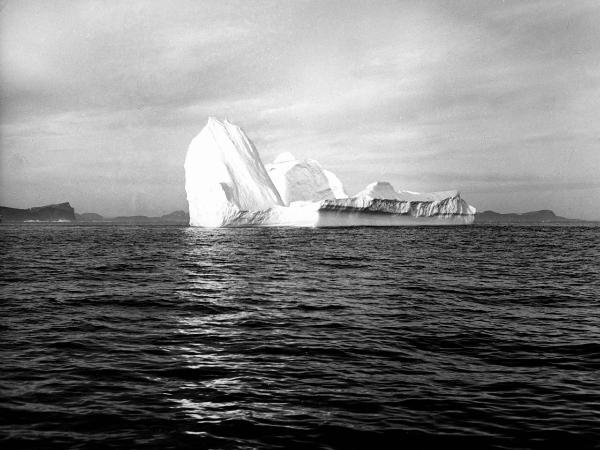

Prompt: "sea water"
[1,224,599,448]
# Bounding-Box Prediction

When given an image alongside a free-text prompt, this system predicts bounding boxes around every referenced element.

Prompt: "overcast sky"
[1,0,599,218]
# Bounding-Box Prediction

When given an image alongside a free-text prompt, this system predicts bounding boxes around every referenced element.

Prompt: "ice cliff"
[184,118,476,227]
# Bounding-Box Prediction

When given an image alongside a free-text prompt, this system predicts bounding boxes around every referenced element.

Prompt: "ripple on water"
[1,224,599,448]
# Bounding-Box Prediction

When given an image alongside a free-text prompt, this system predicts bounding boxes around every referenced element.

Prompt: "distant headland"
[0,202,76,222]
[474,210,590,224]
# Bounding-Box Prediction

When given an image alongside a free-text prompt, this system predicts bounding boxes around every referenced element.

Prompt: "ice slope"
[266,153,348,205]
[356,182,460,203]
[184,118,476,227]
[335,181,476,219]
[319,193,475,225]
[324,169,347,199]
[184,117,283,227]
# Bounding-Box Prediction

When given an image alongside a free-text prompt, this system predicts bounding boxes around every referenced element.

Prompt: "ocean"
[1,224,599,449]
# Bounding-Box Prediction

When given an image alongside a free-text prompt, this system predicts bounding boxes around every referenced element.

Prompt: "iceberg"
[184,118,476,227]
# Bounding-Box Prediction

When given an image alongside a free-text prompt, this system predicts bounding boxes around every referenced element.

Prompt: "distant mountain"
[160,210,189,223]
[475,210,585,224]
[75,212,104,221]
[104,211,189,224]
[0,202,75,222]
[109,215,155,223]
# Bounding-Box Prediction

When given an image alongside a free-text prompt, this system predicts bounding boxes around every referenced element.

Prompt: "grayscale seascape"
[2,1,600,448]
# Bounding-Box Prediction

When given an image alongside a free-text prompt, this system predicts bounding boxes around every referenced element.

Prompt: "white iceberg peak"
[356,181,460,203]
[356,181,400,200]
[273,152,297,164]
[184,117,283,227]
[266,153,348,205]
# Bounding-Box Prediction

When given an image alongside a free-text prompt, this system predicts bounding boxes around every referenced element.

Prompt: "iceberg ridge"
[266,153,347,205]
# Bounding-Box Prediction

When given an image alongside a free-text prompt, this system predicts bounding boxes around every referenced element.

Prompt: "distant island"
[474,210,591,224]
[78,210,190,224]
[0,202,76,222]
[0,202,595,225]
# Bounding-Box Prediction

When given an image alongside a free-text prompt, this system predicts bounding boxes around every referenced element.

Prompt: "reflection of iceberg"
[184,118,476,227]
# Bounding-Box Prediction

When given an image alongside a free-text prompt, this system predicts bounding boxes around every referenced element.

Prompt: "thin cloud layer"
[1,0,599,218]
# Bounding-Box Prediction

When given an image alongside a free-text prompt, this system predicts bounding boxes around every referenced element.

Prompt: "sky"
[1,0,599,219]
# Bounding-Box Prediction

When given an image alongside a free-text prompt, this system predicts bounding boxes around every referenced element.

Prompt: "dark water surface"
[1,225,599,449]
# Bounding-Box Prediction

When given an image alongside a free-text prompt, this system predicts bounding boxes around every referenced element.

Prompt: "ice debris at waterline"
[184,117,476,227]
